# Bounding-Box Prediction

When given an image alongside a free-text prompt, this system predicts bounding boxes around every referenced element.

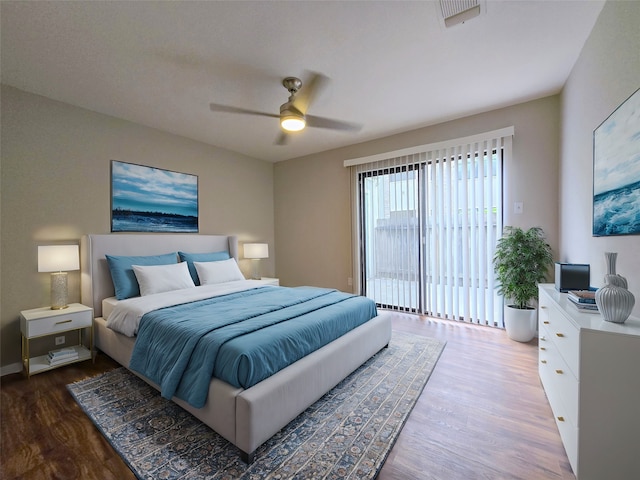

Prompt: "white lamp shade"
[244,243,269,259]
[38,245,80,272]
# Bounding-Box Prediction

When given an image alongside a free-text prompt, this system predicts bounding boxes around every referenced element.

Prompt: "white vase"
[605,251,617,274]
[603,251,628,288]
[596,276,635,323]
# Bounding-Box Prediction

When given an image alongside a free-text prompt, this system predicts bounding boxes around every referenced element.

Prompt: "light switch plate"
[514,202,523,214]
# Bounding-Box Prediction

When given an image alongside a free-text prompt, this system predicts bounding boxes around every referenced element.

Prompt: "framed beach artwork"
[111,160,198,233]
[593,87,640,236]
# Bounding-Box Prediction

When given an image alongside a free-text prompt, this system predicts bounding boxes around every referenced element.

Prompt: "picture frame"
[593,87,640,236]
[111,160,198,233]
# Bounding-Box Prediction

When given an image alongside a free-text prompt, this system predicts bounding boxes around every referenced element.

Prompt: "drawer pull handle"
[541,360,547,364]
[55,319,73,325]
[540,336,546,341]
[555,369,563,375]
[543,321,549,324]
[557,416,565,422]
[556,333,564,337]
[540,347,546,351]
[540,306,547,309]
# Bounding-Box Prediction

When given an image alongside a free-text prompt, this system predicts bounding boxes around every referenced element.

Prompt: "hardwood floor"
[1,313,574,479]
[380,314,574,480]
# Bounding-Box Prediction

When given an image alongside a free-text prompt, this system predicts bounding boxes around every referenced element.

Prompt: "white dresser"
[538,284,640,479]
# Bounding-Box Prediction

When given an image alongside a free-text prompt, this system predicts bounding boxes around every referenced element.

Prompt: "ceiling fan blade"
[306,114,362,132]
[293,71,330,114]
[209,103,279,119]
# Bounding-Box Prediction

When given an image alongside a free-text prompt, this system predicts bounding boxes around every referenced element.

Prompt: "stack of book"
[48,347,78,366]
[567,290,599,313]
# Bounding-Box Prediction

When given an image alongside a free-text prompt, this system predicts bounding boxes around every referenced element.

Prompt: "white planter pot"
[504,305,537,342]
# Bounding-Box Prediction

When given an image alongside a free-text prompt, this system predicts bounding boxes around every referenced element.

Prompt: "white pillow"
[132,262,195,296]
[194,258,245,285]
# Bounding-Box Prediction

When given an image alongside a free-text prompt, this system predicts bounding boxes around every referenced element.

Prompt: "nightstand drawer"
[21,309,92,338]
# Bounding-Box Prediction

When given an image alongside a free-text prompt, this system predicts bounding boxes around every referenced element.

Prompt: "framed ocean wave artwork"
[593,87,640,236]
[111,160,198,233]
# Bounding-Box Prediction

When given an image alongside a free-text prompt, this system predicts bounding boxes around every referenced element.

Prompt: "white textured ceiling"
[1,1,605,162]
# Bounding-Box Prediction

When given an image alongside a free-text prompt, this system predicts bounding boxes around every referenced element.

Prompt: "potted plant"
[493,226,554,342]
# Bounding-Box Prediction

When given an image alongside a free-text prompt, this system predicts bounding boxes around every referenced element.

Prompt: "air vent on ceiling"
[440,0,481,27]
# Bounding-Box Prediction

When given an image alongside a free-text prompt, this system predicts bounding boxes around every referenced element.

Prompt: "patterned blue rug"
[67,331,445,479]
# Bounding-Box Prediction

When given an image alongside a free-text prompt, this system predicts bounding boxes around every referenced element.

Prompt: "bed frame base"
[83,234,393,462]
[238,339,390,464]
[94,312,392,462]
[241,450,255,464]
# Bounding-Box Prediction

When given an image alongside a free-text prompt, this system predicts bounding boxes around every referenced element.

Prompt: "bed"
[80,233,392,462]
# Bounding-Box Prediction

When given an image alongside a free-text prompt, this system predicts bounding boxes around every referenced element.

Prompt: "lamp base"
[50,272,69,310]
[252,259,261,280]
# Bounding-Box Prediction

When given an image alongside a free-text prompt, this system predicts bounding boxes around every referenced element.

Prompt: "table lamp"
[244,243,269,280]
[38,245,80,309]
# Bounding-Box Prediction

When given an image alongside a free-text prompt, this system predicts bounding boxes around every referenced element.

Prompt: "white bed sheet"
[106,280,273,337]
[102,296,119,320]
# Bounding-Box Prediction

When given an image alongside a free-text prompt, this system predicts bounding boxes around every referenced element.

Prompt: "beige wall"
[0,86,275,372]
[560,0,640,317]
[275,95,561,293]
[274,150,354,290]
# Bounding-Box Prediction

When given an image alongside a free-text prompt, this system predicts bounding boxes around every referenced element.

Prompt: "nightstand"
[20,303,93,377]
[260,277,280,286]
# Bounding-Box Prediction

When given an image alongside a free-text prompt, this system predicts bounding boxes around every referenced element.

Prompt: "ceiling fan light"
[281,115,306,132]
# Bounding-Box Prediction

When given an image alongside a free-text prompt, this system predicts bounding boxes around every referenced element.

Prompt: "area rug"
[67,331,445,479]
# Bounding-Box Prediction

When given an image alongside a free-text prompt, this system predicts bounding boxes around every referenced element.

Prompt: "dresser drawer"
[539,334,579,426]
[22,309,92,338]
[540,356,578,474]
[556,412,578,473]
[539,302,580,377]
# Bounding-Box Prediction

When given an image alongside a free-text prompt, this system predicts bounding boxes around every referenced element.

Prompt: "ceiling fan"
[209,72,362,145]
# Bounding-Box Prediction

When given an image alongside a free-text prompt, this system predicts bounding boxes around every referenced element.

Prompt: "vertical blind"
[346,127,513,327]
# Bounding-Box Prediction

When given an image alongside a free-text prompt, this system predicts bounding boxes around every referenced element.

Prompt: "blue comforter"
[129,286,378,408]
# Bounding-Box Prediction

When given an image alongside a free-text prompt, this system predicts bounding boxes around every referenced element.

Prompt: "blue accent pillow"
[178,251,231,285]
[106,252,178,300]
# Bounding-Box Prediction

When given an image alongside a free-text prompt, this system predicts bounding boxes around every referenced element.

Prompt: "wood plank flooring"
[1,313,574,479]
[380,313,574,480]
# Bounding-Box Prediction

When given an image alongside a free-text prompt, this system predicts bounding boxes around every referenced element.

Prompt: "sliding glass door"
[358,147,504,326]
[360,165,420,311]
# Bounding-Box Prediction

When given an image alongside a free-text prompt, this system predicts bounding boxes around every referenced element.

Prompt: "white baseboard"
[1,362,23,377]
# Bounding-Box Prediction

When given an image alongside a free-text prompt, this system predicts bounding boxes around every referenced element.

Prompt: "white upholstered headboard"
[80,234,238,318]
